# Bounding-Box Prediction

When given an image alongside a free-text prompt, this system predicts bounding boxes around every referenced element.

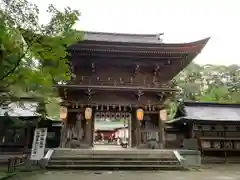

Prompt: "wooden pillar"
[134,108,141,148]
[24,123,31,152]
[158,112,163,148]
[190,123,194,138]
[75,115,82,141]
[131,108,140,148]
[83,107,94,148]
[136,119,141,148]
[130,109,135,147]
[84,119,92,147]
[159,109,167,148]
[91,109,95,147]
[60,106,68,148]
[161,119,165,148]
[60,121,67,148]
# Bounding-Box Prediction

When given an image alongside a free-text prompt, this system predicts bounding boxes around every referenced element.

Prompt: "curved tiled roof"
[83,31,210,46]
[84,31,165,44]
[183,101,240,121]
[69,31,210,83]
[70,31,210,56]
[0,102,40,117]
[167,101,240,123]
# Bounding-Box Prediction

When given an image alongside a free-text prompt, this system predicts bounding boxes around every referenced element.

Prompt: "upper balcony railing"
[68,76,177,89]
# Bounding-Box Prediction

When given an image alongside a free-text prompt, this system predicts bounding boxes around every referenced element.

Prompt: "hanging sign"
[30,128,48,160]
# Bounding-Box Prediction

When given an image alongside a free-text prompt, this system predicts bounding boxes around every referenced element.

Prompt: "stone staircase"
[47,148,186,170]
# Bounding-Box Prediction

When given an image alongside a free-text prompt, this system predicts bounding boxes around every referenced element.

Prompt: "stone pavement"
[11,165,240,180]
[0,172,15,180]
[0,173,5,179]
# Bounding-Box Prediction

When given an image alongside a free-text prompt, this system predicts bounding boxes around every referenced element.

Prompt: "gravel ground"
[13,165,240,180]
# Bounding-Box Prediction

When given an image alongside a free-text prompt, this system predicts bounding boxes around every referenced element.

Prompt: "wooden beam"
[54,84,179,92]
[72,42,204,53]
[61,100,166,109]
[70,52,186,60]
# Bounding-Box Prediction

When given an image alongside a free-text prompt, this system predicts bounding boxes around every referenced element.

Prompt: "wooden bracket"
[85,88,94,100]
[91,63,95,73]
[135,90,144,100]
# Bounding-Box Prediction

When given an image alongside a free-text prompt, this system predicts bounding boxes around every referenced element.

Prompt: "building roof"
[71,31,210,54]
[64,31,211,91]
[84,31,166,44]
[0,102,40,117]
[167,101,240,123]
[83,31,209,45]
[69,32,210,81]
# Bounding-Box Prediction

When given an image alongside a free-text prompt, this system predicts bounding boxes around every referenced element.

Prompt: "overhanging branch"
[0,47,29,81]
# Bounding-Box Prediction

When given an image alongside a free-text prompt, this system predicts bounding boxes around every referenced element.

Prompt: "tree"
[175,63,204,100]
[166,63,240,119]
[0,0,82,116]
[175,63,240,103]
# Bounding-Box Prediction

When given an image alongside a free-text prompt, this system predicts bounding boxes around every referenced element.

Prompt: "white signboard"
[30,128,47,160]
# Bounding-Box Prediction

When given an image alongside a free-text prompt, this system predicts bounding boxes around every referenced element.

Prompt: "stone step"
[51,157,176,161]
[51,156,177,160]
[47,164,182,169]
[53,150,175,153]
[48,158,181,169]
[49,159,180,164]
[52,152,175,159]
[53,149,175,155]
[52,156,176,159]
[53,153,174,157]
[47,148,183,170]
[53,150,175,154]
[52,155,176,159]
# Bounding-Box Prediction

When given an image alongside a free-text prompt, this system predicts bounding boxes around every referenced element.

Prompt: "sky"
[30,0,240,65]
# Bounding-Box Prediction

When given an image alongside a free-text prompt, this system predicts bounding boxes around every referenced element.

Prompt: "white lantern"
[60,106,67,120]
[84,107,92,120]
[160,109,168,121]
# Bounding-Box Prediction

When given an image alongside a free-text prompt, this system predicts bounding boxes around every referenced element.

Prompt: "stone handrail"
[173,150,186,168]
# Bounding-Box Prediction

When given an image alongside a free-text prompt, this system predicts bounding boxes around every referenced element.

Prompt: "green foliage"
[166,63,240,119]
[174,63,240,102]
[0,0,82,117]
[165,100,179,120]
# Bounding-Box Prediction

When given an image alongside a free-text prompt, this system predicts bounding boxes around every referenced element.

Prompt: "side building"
[0,100,61,152]
[167,101,240,163]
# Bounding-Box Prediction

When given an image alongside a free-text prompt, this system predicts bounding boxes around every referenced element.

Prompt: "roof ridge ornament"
[156,33,164,43]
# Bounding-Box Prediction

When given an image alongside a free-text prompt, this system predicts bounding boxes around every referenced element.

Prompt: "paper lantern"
[136,108,144,121]
[84,107,92,120]
[160,109,167,121]
[60,106,67,120]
